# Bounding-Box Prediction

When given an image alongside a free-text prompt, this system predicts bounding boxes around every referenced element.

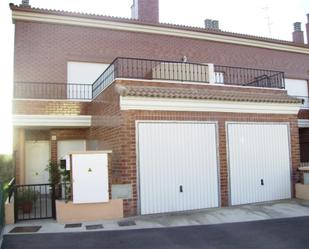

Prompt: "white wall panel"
[227,123,291,205]
[138,122,219,215]
[72,153,109,204]
[67,61,109,99]
[57,140,86,160]
[285,79,309,108]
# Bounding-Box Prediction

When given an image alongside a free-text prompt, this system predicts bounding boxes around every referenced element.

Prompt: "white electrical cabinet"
[70,152,110,204]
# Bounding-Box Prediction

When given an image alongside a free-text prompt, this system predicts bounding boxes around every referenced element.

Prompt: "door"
[25,141,50,184]
[138,122,219,215]
[57,140,86,160]
[227,123,291,205]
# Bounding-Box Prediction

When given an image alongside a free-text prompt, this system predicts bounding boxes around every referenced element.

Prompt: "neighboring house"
[10,0,309,217]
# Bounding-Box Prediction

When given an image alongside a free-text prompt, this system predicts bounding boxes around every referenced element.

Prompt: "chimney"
[292,22,304,44]
[131,0,159,23]
[204,19,220,30]
[306,14,309,44]
[20,0,31,7]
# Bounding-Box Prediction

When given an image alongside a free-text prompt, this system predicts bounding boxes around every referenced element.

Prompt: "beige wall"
[5,198,15,225]
[56,199,123,224]
[296,183,309,200]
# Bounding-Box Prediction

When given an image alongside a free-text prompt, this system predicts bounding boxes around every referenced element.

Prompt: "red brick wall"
[136,0,159,23]
[13,100,89,115]
[88,83,125,207]
[14,21,309,85]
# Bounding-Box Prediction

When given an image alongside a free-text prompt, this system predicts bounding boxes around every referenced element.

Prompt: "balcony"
[14,57,285,100]
[92,57,285,98]
[14,82,92,100]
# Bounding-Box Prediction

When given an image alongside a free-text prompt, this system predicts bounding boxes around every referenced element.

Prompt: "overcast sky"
[0,0,308,154]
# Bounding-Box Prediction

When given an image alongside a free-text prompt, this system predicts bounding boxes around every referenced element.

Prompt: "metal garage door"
[227,123,291,205]
[138,122,219,215]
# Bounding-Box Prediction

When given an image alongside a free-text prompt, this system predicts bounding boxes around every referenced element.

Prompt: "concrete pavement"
[2,216,309,249]
[3,199,309,234]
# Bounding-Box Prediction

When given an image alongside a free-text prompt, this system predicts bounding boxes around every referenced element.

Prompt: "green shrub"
[0,155,14,183]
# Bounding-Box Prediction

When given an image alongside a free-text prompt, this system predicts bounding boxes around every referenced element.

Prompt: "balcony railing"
[213,65,285,89]
[14,58,285,100]
[14,82,92,100]
[92,57,285,98]
[92,57,211,98]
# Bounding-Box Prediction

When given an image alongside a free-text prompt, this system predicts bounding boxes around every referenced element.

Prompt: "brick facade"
[11,6,307,216]
[14,128,89,184]
[13,100,89,116]
[89,81,301,216]
[13,21,309,85]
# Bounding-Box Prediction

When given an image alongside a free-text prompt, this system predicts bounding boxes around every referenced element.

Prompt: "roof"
[118,85,302,104]
[9,3,309,49]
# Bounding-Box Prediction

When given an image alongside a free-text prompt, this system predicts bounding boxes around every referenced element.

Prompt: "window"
[67,61,109,99]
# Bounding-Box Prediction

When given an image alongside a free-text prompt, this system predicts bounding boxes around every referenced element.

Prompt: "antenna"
[262,4,273,37]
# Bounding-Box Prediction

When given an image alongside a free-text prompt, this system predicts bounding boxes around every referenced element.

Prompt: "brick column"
[50,131,58,162]
[218,120,229,206]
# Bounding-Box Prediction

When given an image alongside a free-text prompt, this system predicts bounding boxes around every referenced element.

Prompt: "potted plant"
[17,189,39,213]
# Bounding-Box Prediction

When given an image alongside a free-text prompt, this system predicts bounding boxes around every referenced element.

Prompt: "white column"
[207,63,216,84]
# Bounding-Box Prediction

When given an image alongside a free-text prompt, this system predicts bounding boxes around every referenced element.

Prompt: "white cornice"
[13,115,92,127]
[120,96,301,114]
[298,119,309,128]
[12,10,309,55]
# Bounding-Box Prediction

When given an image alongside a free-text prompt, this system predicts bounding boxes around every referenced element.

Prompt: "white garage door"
[227,123,291,205]
[138,122,219,215]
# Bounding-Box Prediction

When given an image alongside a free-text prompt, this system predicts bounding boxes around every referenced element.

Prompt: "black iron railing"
[14,82,92,100]
[14,183,55,221]
[92,57,211,98]
[14,58,286,100]
[214,65,285,89]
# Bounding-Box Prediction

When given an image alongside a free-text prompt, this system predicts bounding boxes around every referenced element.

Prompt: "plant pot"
[22,202,33,213]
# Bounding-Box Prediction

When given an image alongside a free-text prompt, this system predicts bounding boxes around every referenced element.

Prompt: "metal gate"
[14,183,56,221]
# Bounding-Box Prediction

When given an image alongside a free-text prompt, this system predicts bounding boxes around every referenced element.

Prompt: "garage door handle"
[179,185,183,193]
[261,179,264,186]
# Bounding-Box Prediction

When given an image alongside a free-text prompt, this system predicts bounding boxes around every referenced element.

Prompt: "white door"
[57,140,86,160]
[138,122,219,215]
[227,123,291,205]
[25,141,50,184]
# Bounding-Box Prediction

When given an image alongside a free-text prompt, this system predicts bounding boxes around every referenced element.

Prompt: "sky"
[0,0,308,154]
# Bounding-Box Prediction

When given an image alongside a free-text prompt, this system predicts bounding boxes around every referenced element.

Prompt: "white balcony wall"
[285,79,309,108]
[67,62,109,100]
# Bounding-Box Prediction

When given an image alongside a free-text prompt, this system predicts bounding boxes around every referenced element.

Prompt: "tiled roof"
[9,4,309,49]
[119,85,302,104]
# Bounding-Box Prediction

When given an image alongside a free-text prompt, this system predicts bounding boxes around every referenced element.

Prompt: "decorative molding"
[12,11,309,55]
[298,119,309,128]
[120,96,301,114]
[12,115,92,127]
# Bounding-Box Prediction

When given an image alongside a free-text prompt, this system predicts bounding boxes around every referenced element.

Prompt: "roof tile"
[118,85,302,104]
